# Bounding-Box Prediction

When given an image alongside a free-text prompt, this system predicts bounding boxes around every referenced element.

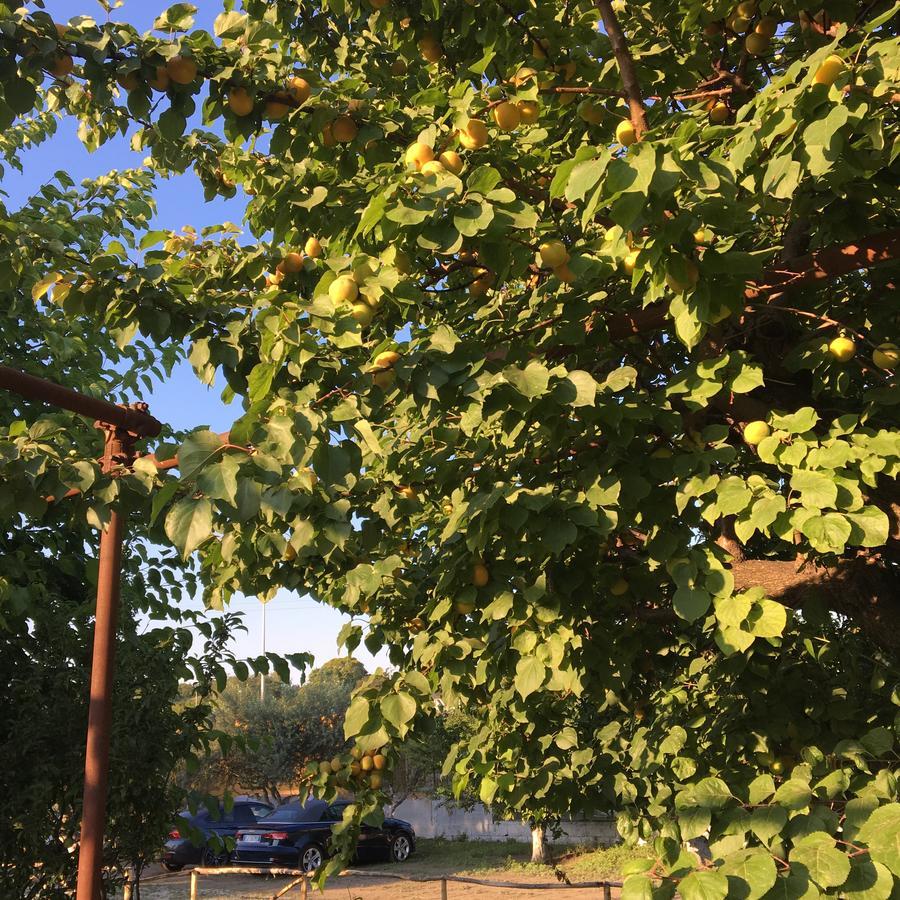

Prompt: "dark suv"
[162,798,273,871]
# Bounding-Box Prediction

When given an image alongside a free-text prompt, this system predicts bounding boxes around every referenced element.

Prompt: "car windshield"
[259,799,327,824]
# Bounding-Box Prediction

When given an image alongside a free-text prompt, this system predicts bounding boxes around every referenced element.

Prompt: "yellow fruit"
[49,52,74,78]
[281,252,304,273]
[511,67,538,87]
[373,350,401,388]
[370,0,389,7]
[532,38,549,59]
[610,578,629,596]
[421,160,445,177]
[516,100,540,124]
[755,15,779,36]
[166,55,198,85]
[330,757,343,772]
[745,32,770,55]
[828,336,856,362]
[405,141,434,170]
[350,761,362,776]
[665,258,699,293]
[468,270,495,296]
[873,342,899,370]
[373,754,387,770]
[730,14,751,30]
[266,93,292,119]
[616,119,636,146]
[492,101,521,131]
[55,22,70,38]
[321,122,336,146]
[228,87,254,117]
[332,115,358,142]
[622,250,640,274]
[443,503,453,515]
[743,420,771,445]
[736,0,757,16]
[438,150,464,174]
[578,99,605,125]
[454,599,475,614]
[390,58,408,76]
[319,760,331,775]
[418,36,442,63]
[351,302,374,327]
[304,237,322,259]
[813,54,845,86]
[288,76,311,104]
[709,102,729,123]
[361,755,374,772]
[459,118,488,149]
[149,66,170,91]
[409,616,425,633]
[555,61,577,80]
[398,485,418,500]
[539,240,569,269]
[329,275,359,304]
[369,771,383,789]
[472,562,489,587]
[116,71,140,92]
[704,22,722,35]
[554,263,576,284]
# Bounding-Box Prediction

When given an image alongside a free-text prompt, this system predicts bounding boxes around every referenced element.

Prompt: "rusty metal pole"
[75,417,149,900]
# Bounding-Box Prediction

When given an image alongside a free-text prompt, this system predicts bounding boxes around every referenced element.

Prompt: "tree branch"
[595,0,648,137]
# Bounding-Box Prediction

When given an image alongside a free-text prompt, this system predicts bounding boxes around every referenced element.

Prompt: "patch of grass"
[560,842,648,879]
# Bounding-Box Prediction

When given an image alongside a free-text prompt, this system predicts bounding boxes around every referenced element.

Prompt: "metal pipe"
[0,366,162,437]
[75,507,123,900]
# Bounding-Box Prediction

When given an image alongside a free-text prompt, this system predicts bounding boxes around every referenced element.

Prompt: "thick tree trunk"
[531,824,548,863]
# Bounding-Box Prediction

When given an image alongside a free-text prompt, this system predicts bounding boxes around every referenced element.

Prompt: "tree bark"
[595,0,648,137]
[531,823,548,863]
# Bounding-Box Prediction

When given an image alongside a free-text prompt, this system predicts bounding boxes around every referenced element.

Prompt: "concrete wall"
[390,797,619,846]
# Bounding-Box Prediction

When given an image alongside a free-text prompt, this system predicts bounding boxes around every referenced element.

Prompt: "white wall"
[390,797,619,846]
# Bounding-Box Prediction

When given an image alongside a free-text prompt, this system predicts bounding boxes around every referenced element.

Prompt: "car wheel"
[300,844,325,872]
[201,845,229,868]
[162,862,183,872]
[390,833,412,863]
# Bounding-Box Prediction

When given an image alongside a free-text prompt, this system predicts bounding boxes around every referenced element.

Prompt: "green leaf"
[747,598,788,639]
[789,832,851,889]
[748,774,776,805]
[772,408,818,433]
[381,691,417,731]
[842,859,894,900]
[790,471,838,509]
[621,874,654,900]
[197,454,240,504]
[846,507,890,547]
[565,370,598,407]
[566,156,609,203]
[674,587,712,623]
[801,513,851,553]
[164,497,213,559]
[32,272,61,301]
[679,807,711,841]
[679,869,729,900]
[857,804,900,876]
[691,777,733,809]
[343,697,371,739]
[158,107,187,139]
[429,324,459,354]
[773,779,811,811]
[860,727,893,756]
[515,655,547,699]
[751,805,787,844]
[503,361,550,400]
[178,430,225,480]
[720,848,778,899]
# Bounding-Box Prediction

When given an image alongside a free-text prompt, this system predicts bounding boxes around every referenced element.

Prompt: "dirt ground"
[134,868,619,900]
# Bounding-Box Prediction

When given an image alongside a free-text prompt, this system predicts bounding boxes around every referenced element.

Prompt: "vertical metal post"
[75,506,123,900]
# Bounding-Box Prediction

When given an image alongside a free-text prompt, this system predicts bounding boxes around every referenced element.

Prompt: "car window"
[261,799,327,824]
[323,804,348,822]
[251,804,271,819]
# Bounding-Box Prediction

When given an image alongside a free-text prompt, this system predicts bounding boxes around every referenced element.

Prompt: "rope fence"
[182,865,622,899]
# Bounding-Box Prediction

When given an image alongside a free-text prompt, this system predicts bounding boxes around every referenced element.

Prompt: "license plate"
[242,835,261,843]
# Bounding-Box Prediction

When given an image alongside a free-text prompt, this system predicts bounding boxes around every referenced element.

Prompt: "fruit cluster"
[311,746,388,790]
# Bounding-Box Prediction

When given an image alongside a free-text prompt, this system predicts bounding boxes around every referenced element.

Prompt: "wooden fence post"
[441,877,448,900]
[603,883,612,900]
[190,869,198,900]
[301,875,308,898]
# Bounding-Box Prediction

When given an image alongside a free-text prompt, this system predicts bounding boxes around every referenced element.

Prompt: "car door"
[356,808,389,859]
[205,806,236,850]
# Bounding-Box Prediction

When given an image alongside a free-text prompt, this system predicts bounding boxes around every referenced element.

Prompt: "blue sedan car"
[234,798,415,872]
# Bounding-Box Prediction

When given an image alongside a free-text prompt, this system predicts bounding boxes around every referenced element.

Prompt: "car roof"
[262,798,329,822]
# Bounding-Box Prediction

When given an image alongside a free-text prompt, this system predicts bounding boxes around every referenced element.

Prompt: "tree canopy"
[0,0,898,896]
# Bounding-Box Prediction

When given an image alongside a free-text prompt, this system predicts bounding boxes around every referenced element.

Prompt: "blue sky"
[11,0,390,675]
